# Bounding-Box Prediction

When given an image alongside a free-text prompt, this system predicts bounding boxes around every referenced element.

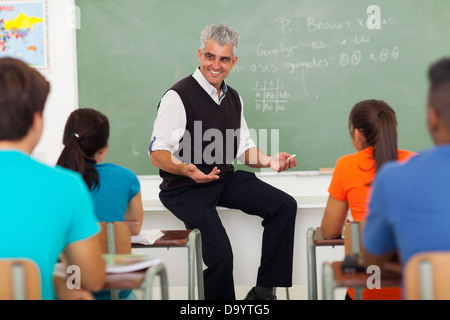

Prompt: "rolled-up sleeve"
[149,90,186,154]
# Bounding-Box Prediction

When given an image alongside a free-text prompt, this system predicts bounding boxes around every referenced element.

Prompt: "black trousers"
[159,170,297,300]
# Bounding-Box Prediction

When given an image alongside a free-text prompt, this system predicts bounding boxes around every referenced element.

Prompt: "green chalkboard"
[76,0,450,175]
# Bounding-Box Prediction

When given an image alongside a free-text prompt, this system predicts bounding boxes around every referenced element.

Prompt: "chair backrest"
[404,251,450,300]
[0,258,41,300]
[343,221,365,256]
[98,222,132,254]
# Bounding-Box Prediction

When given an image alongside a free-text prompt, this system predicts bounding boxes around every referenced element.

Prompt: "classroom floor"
[134,284,347,300]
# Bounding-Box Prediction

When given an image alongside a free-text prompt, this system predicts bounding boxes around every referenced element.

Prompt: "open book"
[103,253,161,273]
[131,229,164,245]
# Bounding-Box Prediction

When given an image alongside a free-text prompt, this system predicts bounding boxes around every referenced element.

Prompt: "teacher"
[149,24,297,300]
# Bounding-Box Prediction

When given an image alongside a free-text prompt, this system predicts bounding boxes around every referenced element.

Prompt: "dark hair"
[349,99,398,171]
[57,108,110,189]
[0,57,50,140]
[428,57,450,130]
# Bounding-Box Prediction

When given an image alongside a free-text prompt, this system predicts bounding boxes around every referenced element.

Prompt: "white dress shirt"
[150,68,256,160]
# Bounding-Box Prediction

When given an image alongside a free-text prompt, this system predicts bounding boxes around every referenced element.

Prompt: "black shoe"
[244,287,277,300]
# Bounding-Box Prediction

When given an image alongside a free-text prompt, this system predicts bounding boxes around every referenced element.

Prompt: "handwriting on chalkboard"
[230,14,401,113]
[253,78,290,113]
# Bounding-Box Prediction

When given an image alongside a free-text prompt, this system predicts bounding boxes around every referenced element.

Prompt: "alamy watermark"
[366,265,381,289]
[66,265,81,290]
[169,121,280,166]
[366,5,382,30]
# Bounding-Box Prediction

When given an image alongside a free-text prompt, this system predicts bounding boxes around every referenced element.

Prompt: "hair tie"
[72,133,81,141]
[377,111,384,119]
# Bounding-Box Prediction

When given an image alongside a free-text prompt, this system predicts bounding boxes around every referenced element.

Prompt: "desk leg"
[188,229,205,300]
[143,263,169,300]
[354,287,363,300]
[110,289,120,300]
[188,234,195,300]
[194,230,205,300]
[306,227,317,300]
[322,262,336,300]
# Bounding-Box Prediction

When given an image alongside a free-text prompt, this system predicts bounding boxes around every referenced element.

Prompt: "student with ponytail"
[57,108,144,300]
[320,99,416,300]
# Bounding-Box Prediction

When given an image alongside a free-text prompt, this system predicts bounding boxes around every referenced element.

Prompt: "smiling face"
[198,39,238,91]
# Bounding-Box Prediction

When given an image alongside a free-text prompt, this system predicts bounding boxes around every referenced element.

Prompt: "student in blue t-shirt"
[363,57,450,277]
[0,57,105,300]
[57,108,144,300]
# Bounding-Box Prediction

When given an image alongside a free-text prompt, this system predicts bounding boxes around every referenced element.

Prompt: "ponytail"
[349,99,398,172]
[56,132,100,189]
[373,109,398,171]
[57,108,109,190]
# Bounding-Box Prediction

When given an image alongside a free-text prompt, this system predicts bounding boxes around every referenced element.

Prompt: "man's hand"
[186,164,220,183]
[269,152,298,172]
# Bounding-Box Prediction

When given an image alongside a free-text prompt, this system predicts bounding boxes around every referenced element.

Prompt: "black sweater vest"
[159,75,242,191]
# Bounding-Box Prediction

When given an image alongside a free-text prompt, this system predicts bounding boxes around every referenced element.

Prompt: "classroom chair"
[132,229,204,300]
[343,221,363,256]
[404,251,450,300]
[0,258,41,300]
[99,221,169,300]
[306,226,344,299]
[322,222,401,300]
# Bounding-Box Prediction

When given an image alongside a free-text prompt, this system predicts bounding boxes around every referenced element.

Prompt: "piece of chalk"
[287,154,296,160]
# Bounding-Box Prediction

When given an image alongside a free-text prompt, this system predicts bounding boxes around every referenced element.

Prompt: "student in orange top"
[320,99,416,300]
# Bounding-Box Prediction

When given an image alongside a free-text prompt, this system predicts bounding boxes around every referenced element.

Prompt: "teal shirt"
[0,150,100,300]
[90,163,140,222]
[90,163,140,300]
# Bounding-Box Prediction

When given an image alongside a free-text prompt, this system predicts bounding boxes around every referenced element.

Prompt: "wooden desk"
[54,261,168,300]
[103,271,147,289]
[132,229,204,300]
[307,227,344,300]
[322,261,401,300]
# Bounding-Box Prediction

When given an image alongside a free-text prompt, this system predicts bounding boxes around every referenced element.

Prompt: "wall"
[33,0,78,165]
[74,0,448,175]
[32,0,344,299]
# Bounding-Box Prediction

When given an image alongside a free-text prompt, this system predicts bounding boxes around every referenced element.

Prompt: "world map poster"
[0,1,48,69]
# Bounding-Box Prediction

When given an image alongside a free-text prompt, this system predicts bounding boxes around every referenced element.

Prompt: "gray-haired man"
[149,24,297,300]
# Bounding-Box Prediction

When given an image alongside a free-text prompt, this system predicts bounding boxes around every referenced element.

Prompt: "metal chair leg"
[322,262,336,300]
[187,229,204,300]
[142,263,169,300]
[306,227,317,300]
[419,260,434,300]
[11,263,25,300]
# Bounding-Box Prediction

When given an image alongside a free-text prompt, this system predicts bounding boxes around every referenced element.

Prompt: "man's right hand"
[185,164,220,183]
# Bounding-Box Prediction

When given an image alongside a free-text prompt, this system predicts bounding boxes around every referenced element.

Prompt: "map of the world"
[0,1,47,68]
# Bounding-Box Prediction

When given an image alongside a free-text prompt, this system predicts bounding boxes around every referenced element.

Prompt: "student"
[0,57,105,300]
[363,57,450,284]
[149,24,297,300]
[320,99,416,300]
[57,107,143,300]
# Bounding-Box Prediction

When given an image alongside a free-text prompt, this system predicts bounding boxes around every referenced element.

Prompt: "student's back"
[0,151,99,299]
[321,99,416,300]
[363,58,450,294]
[57,108,143,299]
[57,108,143,233]
[91,163,140,222]
[365,145,450,265]
[0,57,105,300]
[329,147,414,221]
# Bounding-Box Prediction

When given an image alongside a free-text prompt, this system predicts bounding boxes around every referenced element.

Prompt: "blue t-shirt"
[90,163,140,300]
[0,150,99,300]
[364,146,450,265]
[90,163,140,222]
